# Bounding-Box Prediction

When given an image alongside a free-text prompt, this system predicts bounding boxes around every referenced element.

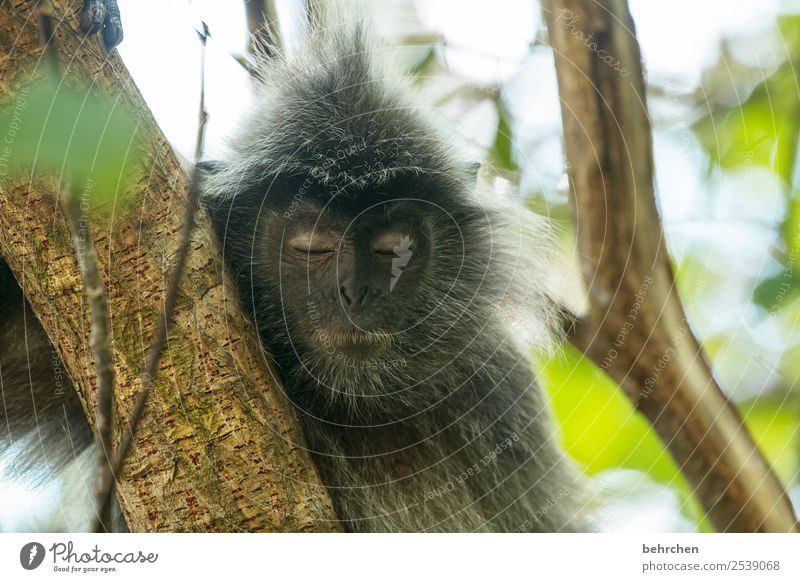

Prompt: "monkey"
[0,260,99,531]
[0,260,130,532]
[201,19,586,532]
[0,12,584,533]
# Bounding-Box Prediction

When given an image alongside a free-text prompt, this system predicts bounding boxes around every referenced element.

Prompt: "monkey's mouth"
[311,328,395,353]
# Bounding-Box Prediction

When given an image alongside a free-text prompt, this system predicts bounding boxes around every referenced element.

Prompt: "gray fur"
[0,261,125,532]
[0,261,95,531]
[203,18,585,532]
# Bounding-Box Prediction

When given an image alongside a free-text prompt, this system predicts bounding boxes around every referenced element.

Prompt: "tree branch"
[92,21,210,532]
[544,0,797,532]
[62,181,116,532]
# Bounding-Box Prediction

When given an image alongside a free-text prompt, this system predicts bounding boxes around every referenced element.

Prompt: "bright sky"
[117,0,778,158]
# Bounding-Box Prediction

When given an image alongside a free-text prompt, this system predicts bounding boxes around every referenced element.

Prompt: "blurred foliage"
[687,15,800,503]
[0,79,140,210]
[694,15,800,305]
[536,344,711,530]
[741,398,800,486]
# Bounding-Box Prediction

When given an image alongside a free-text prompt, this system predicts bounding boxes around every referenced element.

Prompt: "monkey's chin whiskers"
[311,327,396,352]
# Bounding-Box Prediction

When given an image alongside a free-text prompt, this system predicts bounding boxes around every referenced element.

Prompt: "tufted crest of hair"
[206,19,464,189]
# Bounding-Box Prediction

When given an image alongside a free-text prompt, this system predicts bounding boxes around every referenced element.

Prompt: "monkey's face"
[213,170,500,415]
[242,177,499,421]
[261,194,440,363]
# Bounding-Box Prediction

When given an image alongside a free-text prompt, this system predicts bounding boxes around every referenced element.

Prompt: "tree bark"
[0,0,340,532]
[544,0,797,532]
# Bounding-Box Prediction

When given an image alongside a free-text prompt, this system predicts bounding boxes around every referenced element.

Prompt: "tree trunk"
[544,0,797,532]
[0,0,340,532]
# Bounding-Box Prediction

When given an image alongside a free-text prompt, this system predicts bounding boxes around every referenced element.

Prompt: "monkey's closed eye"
[372,230,412,256]
[288,230,340,255]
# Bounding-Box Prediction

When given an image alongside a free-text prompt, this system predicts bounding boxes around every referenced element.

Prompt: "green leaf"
[753,266,800,310]
[0,80,141,209]
[693,52,800,184]
[408,46,436,84]
[741,398,800,486]
[491,103,519,173]
[783,191,800,260]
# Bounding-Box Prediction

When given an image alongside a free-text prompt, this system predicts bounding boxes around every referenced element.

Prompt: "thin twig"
[37,3,117,533]
[37,1,60,79]
[91,21,210,531]
[62,183,116,533]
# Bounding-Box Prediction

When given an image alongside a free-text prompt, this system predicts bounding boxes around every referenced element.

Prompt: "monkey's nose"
[339,283,369,307]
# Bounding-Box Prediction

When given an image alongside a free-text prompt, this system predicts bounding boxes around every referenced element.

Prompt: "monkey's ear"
[465,162,481,185]
[197,160,224,174]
